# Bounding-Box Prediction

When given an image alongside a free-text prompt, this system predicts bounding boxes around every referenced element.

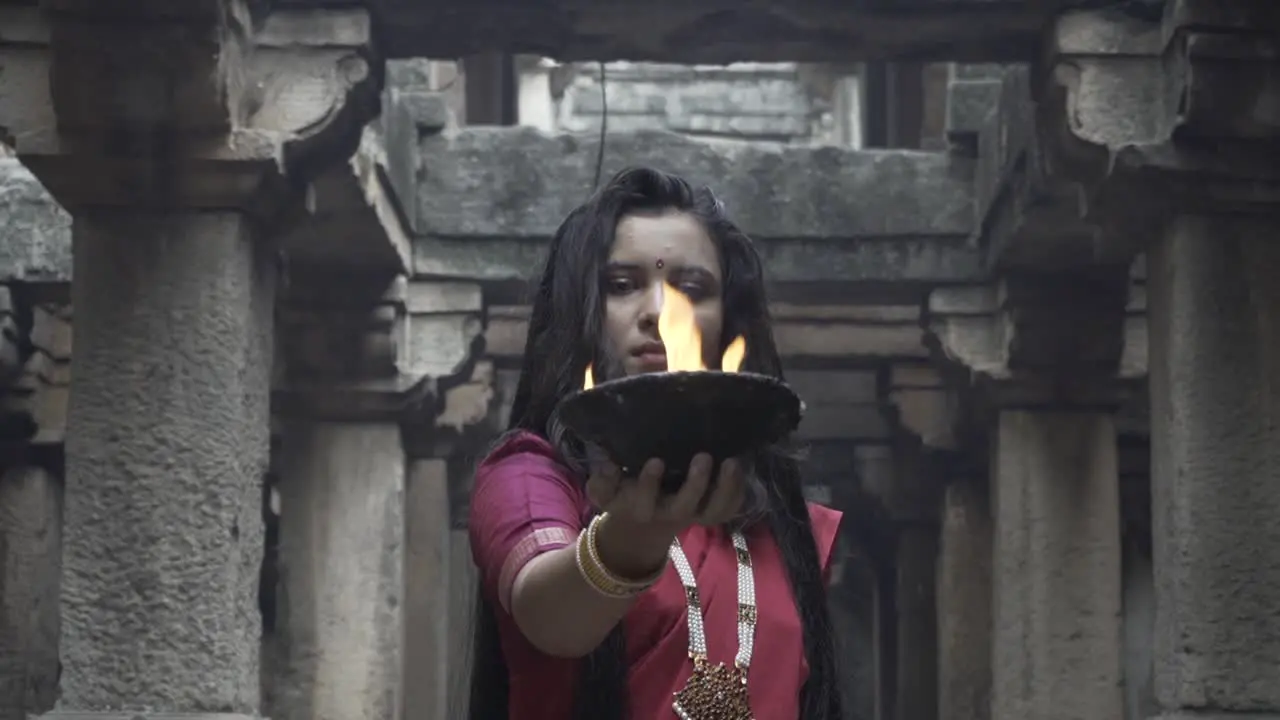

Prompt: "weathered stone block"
[405,280,485,379]
[4,303,73,445]
[945,78,1001,143]
[483,302,927,362]
[0,159,71,283]
[789,370,888,441]
[413,127,980,288]
[406,314,483,378]
[564,65,818,142]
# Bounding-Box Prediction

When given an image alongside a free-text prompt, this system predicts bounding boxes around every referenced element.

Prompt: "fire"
[581,282,747,389]
[721,335,746,372]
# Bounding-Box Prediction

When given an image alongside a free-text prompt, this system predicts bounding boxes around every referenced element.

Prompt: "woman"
[466,167,843,720]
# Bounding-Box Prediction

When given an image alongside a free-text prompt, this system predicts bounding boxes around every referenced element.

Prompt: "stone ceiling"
[323,0,1078,63]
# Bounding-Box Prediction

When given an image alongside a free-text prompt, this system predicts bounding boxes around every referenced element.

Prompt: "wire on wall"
[591,61,608,191]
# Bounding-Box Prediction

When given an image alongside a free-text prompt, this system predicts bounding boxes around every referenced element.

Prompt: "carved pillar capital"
[273,272,493,449]
[4,2,381,216]
[1036,1,1280,255]
[924,267,1146,411]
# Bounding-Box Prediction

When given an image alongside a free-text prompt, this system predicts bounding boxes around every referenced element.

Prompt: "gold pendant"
[672,659,754,720]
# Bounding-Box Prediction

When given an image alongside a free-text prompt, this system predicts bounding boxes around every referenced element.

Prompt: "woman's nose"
[638,283,664,327]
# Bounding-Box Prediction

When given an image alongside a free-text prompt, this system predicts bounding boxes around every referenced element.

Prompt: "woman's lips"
[633,344,667,370]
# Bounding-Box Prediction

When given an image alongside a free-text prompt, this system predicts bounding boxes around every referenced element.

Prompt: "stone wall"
[542,61,858,145]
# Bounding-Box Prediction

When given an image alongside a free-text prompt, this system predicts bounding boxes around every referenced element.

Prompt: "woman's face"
[602,210,724,377]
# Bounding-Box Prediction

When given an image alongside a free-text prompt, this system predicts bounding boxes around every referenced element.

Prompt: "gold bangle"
[588,513,666,589]
[575,513,665,598]
[575,527,632,598]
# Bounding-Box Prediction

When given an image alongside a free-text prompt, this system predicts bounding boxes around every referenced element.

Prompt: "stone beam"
[485,302,929,369]
[412,126,980,299]
[355,0,1070,63]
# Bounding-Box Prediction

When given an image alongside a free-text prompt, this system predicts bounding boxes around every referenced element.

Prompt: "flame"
[721,335,746,372]
[580,282,747,390]
[658,281,705,372]
[657,281,748,373]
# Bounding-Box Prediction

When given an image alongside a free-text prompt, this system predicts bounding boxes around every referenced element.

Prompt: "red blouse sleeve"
[469,431,587,613]
[807,502,843,587]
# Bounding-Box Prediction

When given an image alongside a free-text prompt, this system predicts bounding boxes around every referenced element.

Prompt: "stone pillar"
[0,215,70,720]
[271,421,405,720]
[888,444,940,720]
[1147,216,1280,719]
[397,277,490,718]
[269,269,413,720]
[990,411,1123,720]
[404,458,451,720]
[936,477,992,720]
[269,272,489,720]
[1033,5,1280,715]
[0,466,60,720]
[927,271,1137,720]
[2,4,379,715]
[58,213,274,712]
[894,523,938,720]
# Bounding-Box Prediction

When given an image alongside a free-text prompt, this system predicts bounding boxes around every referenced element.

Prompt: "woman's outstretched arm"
[507,512,673,658]
[469,441,743,659]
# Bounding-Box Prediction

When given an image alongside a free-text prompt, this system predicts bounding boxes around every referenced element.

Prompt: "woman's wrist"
[593,513,673,580]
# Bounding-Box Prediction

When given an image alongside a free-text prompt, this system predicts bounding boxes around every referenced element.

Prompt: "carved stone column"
[271,418,405,720]
[0,3,380,716]
[886,363,980,720]
[270,272,412,720]
[0,157,70,720]
[989,408,1122,720]
[935,474,991,720]
[1039,4,1280,718]
[272,270,490,720]
[403,457,453,720]
[0,466,60,720]
[928,270,1142,720]
[887,442,941,720]
[398,279,493,720]
[1147,218,1280,719]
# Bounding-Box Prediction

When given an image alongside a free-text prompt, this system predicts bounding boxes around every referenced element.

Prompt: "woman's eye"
[678,281,709,300]
[606,276,635,294]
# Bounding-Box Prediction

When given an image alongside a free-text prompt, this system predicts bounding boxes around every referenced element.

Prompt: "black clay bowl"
[554,371,803,494]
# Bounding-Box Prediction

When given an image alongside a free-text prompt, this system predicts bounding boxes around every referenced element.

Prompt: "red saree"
[468,431,843,720]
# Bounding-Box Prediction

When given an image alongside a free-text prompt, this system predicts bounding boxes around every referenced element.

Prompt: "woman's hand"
[585,452,746,578]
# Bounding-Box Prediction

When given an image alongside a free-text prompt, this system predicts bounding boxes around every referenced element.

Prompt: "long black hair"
[466,167,842,720]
